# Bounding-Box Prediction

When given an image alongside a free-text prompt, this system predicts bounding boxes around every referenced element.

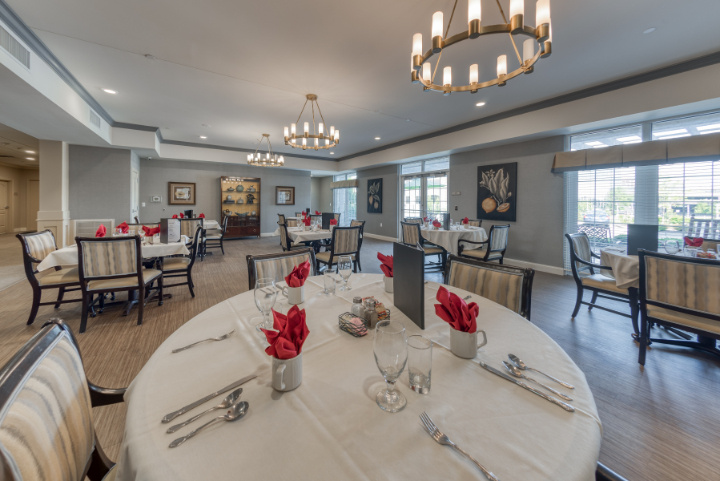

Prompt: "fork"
[419,412,499,481]
[171,330,235,353]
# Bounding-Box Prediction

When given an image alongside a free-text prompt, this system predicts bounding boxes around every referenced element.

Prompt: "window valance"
[331,179,359,189]
[552,132,720,172]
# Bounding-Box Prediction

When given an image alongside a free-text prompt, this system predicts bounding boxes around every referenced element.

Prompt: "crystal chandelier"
[283,94,340,150]
[247,134,284,167]
[411,0,552,94]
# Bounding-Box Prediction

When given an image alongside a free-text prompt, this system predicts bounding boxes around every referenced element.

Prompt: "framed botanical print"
[477,162,517,221]
[168,182,196,205]
[367,178,383,213]
[276,186,295,205]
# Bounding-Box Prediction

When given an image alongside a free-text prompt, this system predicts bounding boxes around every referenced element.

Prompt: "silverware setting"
[463,295,471,300]
[419,412,499,481]
[161,374,257,423]
[507,354,575,389]
[502,361,573,402]
[166,388,243,433]
[172,330,235,353]
[169,401,249,448]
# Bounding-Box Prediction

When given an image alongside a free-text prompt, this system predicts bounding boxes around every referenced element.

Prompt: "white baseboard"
[364,233,398,243]
[503,258,564,276]
[261,232,277,237]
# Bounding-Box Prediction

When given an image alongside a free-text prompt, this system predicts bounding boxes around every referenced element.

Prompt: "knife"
[161,374,257,423]
[477,361,575,413]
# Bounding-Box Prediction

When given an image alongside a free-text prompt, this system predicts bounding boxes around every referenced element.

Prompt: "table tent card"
[393,241,425,329]
[160,218,181,244]
[627,224,658,254]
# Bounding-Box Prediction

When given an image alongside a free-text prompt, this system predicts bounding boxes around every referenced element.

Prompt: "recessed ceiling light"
[475,101,486,107]
[330,152,335,155]
[374,136,381,140]
[643,27,656,34]
[26,157,35,161]
[24,150,35,154]
[102,88,117,94]
[199,136,207,140]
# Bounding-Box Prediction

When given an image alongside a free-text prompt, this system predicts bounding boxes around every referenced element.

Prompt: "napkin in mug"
[423,216,429,222]
[377,252,393,277]
[95,225,106,238]
[262,305,309,360]
[172,214,178,219]
[315,210,321,215]
[142,225,160,236]
[303,217,312,226]
[435,286,479,333]
[199,213,205,218]
[329,218,337,226]
[462,217,469,224]
[285,260,311,287]
[117,222,129,233]
[432,220,442,229]
[683,236,703,247]
[179,213,185,218]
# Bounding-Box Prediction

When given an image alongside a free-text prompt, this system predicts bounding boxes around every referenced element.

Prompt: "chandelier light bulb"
[291,123,296,135]
[334,130,340,141]
[422,62,431,82]
[432,11,443,38]
[497,55,507,77]
[302,138,307,147]
[443,66,452,87]
[325,139,330,145]
[469,64,479,84]
[319,122,324,134]
[314,138,319,147]
[536,0,550,25]
[468,0,481,22]
[412,33,423,56]
[303,122,309,135]
[510,0,524,18]
[330,126,335,137]
[284,126,289,137]
[522,38,534,63]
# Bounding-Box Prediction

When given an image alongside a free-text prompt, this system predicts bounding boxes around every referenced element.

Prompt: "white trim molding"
[364,233,398,243]
[503,257,565,276]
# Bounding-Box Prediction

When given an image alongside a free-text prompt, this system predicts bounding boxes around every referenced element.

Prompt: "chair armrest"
[89,383,126,407]
[458,239,489,247]
[575,257,613,271]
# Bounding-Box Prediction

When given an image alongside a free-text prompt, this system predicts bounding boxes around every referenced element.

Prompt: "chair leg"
[356,257,362,272]
[638,315,648,366]
[588,291,598,310]
[158,277,164,306]
[571,285,583,318]
[137,287,144,325]
[27,287,41,325]
[188,272,195,298]
[220,239,225,255]
[54,287,66,309]
[80,293,90,333]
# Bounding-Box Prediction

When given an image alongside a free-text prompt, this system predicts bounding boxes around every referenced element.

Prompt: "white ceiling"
[4,0,720,161]
[0,123,38,170]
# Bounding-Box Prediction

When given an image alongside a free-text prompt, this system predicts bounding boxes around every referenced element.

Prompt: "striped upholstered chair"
[445,255,535,320]
[286,218,300,228]
[401,221,446,271]
[637,249,720,365]
[458,224,510,264]
[16,230,82,326]
[76,235,163,333]
[466,219,482,227]
[161,226,202,298]
[278,223,305,252]
[0,319,125,481]
[246,248,316,288]
[316,226,362,273]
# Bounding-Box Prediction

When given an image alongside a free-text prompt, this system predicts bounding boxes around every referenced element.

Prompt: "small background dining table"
[37,240,190,271]
[115,273,601,481]
[273,225,333,245]
[421,225,488,256]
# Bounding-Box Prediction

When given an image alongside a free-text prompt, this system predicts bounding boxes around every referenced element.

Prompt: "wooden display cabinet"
[220,176,261,238]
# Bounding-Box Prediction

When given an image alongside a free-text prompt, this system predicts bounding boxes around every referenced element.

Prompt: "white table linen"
[273,226,332,245]
[203,220,220,230]
[600,249,639,289]
[116,274,601,481]
[37,242,190,271]
[421,226,488,255]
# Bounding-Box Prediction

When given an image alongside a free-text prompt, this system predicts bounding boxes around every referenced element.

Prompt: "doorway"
[0,180,9,234]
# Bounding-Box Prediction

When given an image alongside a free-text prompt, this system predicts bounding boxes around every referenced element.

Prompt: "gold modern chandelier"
[247,134,285,167]
[411,0,552,94]
[283,94,340,150]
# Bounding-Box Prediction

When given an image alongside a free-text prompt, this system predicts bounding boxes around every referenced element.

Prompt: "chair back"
[577,224,611,248]
[76,236,142,286]
[185,226,203,268]
[404,217,423,224]
[687,216,720,240]
[278,223,293,251]
[401,221,421,246]
[16,230,58,279]
[321,213,339,230]
[247,248,316,287]
[295,212,304,218]
[220,216,229,235]
[467,219,482,227]
[487,224,510,253]
[329,226,361,256]
[179,218,203,238]
[277,214,286,224]
[445,255,535,320]
[565,233,595,277]
[0,322,95,481]
[286,219,300,228]
[350,219,365,235]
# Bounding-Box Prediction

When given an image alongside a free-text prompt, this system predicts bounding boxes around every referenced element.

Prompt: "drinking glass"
[407,335,432,394]
[337,256,353,291]
[664,239,680,255]
[373,320,408,413]
[323,271,337,295]
[254,278,278,331]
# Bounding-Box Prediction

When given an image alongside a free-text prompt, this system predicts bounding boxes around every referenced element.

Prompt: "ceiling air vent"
[0,25,30,69]
[89,109,101,129]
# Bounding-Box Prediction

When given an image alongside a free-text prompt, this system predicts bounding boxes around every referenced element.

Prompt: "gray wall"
[310,177,322,213]
[356,164,399,239]
[69,145,132,224]
[449,136,565,268]
[138,159,311,234]
[318,176,334,212]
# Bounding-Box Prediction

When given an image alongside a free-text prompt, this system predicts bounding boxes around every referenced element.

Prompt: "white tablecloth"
[273,226,332,245]
[37,242,190,271]
[203,220,220,230]
[421,226,488,255]
[600,249,639,289]
[116,274,601,481]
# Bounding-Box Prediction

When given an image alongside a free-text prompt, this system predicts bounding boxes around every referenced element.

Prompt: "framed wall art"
[168,182,196,205]
[477,163,517,222]
[276,186,295,205]
[367,178,383,213]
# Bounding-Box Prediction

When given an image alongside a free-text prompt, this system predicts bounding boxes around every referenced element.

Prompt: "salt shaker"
[363,298,378,329]
[351,297,364,319]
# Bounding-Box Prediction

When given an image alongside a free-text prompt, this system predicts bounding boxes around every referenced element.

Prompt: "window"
[333,173,357,226]
[401,158,449,222]
[652,111,720,140]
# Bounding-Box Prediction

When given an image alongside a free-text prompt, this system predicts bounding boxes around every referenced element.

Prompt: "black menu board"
[393,241,425,329]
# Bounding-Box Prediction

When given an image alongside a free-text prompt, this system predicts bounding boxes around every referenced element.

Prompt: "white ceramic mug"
[272,353,302,391]
[282,285,304,305]
[449,327,488,359]
[383,276,393,293]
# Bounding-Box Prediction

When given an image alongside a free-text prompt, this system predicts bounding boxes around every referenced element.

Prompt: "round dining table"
[115,274,601,481]
[421,226,487,256]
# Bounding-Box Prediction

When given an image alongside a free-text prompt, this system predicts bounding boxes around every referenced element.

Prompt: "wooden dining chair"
[445,255,535,320]
[596,462,629,481]
[350,220,366,270]
[179,218,203,241]
[205,216,229,255]
[16,230,82,326]
[286,218,300,228]
[458,224,510,264]
[467,219,482,227]
[637,249,720,365]
[278,223,306,252]
[0,319,125,481]
[401,221,446,271]
[277,213,286,224]
[315,226,361,273]
[404,217,423,224]
[76,235,163,333]
[162,226,202,298]
[246,248,316,288]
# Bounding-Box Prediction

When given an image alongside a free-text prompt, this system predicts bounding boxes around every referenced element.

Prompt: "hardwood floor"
[0,235,718,480]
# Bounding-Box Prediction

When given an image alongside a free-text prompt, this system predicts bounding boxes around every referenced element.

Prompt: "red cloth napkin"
[117,222,129,233]
[303,217,312,226]
[315,210,321,215]
[683,236,703,247]
[285,260,311,287]
[435,286,479,333]
[377,252,393,277]
[329,218,337,226]
[142,225,160,236]
[302,212,307,218]
[261,305,309,360]
[432,220,442,228]
[462,217,469,224]
[172,214,178,219]
[179,213,185,219]
[199,213,205,218]
[95,225,106,238]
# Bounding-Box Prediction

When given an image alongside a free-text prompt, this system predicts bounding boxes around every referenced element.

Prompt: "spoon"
[508,354,575,389]
[169,401,249,448]
[166,388,243,433]
[502,361,573,402]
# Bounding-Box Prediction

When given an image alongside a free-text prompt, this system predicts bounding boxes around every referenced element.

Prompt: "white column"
[36,140,70,246]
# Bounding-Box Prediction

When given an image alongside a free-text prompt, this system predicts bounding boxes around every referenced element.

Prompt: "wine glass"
[373,320,408,413]
[254,278,278,331]
[337,255,353,291]
[664,239,680,255]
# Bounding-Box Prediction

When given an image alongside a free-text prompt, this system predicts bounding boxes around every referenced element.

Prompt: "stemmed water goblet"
[254,278,278,331]
[337,255,353,291]
[373,320,408,413]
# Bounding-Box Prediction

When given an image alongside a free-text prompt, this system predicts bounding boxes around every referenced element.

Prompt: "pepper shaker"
[363,298,378,329]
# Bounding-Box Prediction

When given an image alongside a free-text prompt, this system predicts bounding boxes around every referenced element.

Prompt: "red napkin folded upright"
[142,225,160,236]
[261,305,310,360]
[683,236,703,247]
[95,225,106,238]
[285,260,311,287]
[199,213,205,218]
[179,213,185,219]
[172,214,178,219]
[117,222,129,233]
[435,286,479,333]
[432,220,442,228]
[329,219,338,226]
[315,210,321,215]
[423,216,429,222]
[303,217,312,226]
[462,217,469,224]
[377,252,393,277]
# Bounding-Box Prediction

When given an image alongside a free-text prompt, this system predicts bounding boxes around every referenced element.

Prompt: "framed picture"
[367,178,383,213]
[477,162,517,221]
[276,186,295,205]
[168,182,196,205]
